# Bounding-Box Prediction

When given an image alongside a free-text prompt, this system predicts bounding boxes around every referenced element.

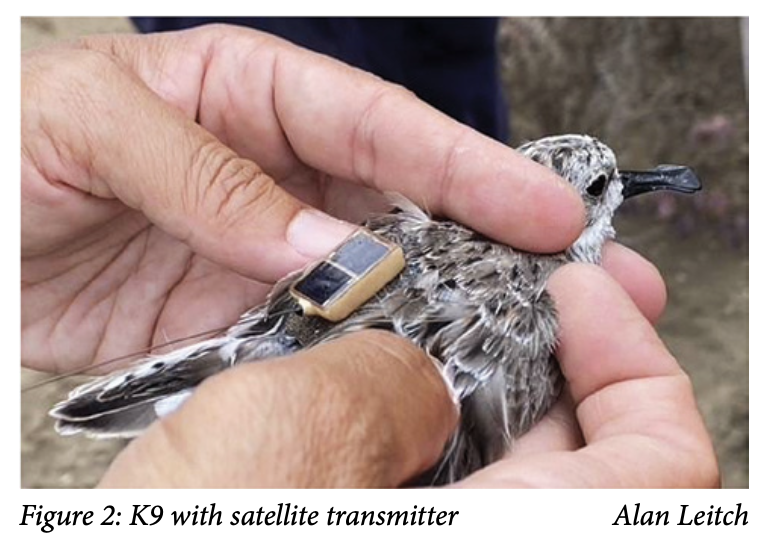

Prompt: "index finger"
[272,48,585,252]
[81,25,585,253]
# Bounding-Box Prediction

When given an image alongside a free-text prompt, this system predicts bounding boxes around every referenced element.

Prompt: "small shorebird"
[50,134,701,484]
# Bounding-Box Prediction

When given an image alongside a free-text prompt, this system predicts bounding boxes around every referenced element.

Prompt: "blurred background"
[21,17,749,488]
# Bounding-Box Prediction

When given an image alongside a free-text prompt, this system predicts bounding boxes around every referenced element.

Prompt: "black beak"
[620,165,702,199]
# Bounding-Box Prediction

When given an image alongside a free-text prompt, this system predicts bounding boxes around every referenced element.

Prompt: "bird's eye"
[587,174,609,197]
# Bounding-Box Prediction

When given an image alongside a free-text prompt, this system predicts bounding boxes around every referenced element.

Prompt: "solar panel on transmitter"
[290,229,405,321]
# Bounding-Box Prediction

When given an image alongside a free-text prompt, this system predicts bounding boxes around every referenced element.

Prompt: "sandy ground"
[20,17,748,488]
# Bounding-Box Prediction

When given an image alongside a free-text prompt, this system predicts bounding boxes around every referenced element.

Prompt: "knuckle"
[436,124,471,210]
[22,47,125,184]
[350,83,414,185]
[194,23,248,42]
[193,23,285,64]
[185,140,277,228]
[24,46,118,101]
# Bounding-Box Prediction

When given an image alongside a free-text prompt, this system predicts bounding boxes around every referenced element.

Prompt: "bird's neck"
[565,220,616,264]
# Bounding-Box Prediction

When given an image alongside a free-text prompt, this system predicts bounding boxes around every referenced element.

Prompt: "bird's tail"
[50,332,297,438]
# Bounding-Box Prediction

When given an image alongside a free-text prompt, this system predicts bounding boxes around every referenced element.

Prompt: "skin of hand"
[21,24,583,376]
[20,25,718,488]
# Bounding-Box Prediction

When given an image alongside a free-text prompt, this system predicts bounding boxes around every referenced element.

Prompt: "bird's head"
[517,134,701,259]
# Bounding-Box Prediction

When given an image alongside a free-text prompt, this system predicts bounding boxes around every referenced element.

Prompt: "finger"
[471,243,666,460]
[549,264,684,404]
[601,242,667,323]
[456,265,717,488]
[81,26,585,253]
[98,331,459,488]
[273,58,584,252]
[547,265,717,487]
[23,46,355,283]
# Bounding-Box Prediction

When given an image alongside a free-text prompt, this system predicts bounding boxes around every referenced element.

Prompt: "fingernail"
[287,209,357,259]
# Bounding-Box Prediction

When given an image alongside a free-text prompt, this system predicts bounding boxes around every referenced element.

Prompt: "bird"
[49,134,701,484]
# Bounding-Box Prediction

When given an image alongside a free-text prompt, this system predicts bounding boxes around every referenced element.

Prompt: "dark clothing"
[132,17,510,142]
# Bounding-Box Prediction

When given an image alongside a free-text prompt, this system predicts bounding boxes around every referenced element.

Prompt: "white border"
[5,6,756,543]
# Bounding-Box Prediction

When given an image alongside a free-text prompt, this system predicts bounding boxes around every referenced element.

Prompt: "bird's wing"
[50,312,298,438]
[49,337,233,437]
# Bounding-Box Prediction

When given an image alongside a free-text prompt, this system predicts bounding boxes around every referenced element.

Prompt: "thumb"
[26,46,354,281]
[98,331,459,488]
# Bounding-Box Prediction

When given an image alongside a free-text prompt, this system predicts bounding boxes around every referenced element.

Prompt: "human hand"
[21,24,583,375]
[454,245,720,488]
[98,330,459,488]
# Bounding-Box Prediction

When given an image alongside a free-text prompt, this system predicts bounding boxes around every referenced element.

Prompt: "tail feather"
[54,401,163,438]
[50,331,298,437]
